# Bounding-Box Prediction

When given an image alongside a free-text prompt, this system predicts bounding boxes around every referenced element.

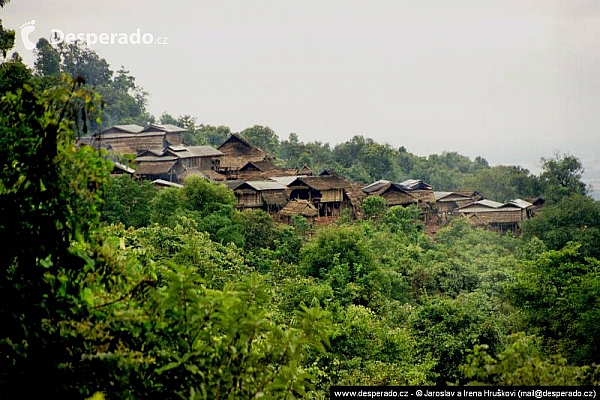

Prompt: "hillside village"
[81,123,544,231]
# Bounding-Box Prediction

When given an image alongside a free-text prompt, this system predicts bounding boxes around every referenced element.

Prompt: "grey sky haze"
[3,0,599,185]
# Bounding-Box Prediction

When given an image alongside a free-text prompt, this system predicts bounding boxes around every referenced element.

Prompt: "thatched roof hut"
[363,180,418,207]
[278,199,318,223]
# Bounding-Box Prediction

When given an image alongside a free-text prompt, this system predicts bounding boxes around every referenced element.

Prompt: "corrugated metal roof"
[168,144,187,152]
[362,180,391,193]
[152,179,183,188]
[114,124,144,133]
[434,191,452,200]
[113,162,135,174]
[399,179,433,190]
[245,181,288,191]
[135,156,178,162]
[270,176,299,186]
[506,199,534,209]
[142,123,187,133]
[475,199,504,208]
[187,146,223,157]
[458,199,504,212]
[93,132,165,139]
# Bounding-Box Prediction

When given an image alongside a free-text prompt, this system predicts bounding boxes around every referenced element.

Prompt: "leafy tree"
[33,39,152,131]
[240,125,279,155]
[0,76,111,396]
[410,294,503,384]
[0,53,32,94]
[34,38,61,76]
[100,175,156,228]
[462,333,600,385]
[302,225,375,281]
[508,243,600,365]
[240,208,278,251]
[363,196,387,220]
[522,194,600,258]
[0,18,15,59]
[539,153,588,203]
[467,165,539,202]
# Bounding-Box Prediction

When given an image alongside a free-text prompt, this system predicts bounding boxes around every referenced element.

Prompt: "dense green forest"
[2,10,600,399]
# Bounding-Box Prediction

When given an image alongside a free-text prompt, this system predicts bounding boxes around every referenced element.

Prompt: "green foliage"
[0,53,32,94]
[462,333,600,385]
[302,225,375,281]
[0,18,15,58]
[0,77,111,395]
[410,294,503,384]
[240,209,278,251]
[363,196,387,220]
[467,165,539,202]
[522,194,600,258]
[240,125,280,155]
[540,153,588,203]
[100,175,156,228]
[508,243,600,365]
[33,39,152,130]
[384,205,422,236]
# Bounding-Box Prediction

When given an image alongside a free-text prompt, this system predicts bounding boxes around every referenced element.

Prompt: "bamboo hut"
[278,199,318,224]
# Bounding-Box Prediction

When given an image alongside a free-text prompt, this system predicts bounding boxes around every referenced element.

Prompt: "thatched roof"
[289,176,350,191]
[222,180,245,190]
[135,155,178,162]
[434,191,474,202]
[106,143,136,155]
[240,159,278,172]
[135,161,177,175]
[319,170,337,177]
[298,164,313,175]
[279,199,318,217]
[261,192,288,206]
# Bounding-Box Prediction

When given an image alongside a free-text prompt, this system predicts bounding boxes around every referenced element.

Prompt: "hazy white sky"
[3,0,600,176]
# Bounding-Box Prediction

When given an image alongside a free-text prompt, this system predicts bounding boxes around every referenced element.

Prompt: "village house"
[226,180,288,213]
[278,199,318,224]
[362,180,418,207]
[133,155,182,182]
[287,176,353,219]
[82,123,186,155]
[457,198,534,232]
[216,134,274,177]
[434,191,482,221]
